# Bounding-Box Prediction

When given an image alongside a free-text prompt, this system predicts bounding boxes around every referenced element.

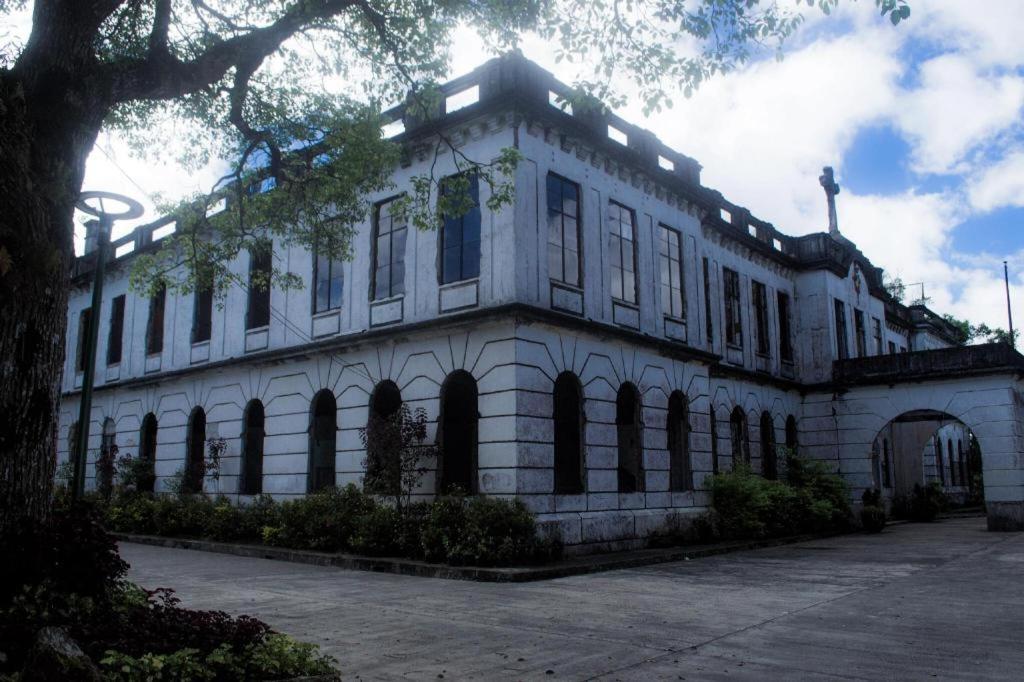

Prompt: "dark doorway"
[439,371,478,493]
[240,400,265,495]
[760,411,777,480]
[667,392,691,492]
[730,407,749,465]
[553,372,584,494]
[138,413,157,493]
[616,383,644,493]
[785,415,798,454]
[184,406,206,493]
[366,380,402,493]
[309,390,337,492]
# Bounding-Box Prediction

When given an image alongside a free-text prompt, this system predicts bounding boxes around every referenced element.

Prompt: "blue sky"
[79,0,1024,329]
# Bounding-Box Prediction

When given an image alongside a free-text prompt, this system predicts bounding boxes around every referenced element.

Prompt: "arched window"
[365,380,402,494]
[947,438,956,486]
[309,390,337,492]
[99,418,117,495]
[184,407,207,494]
[882,438,892,488]
[871,440,882,489]
[934,436,945,485]
[710,406,719,475]
[785,415,798,454]
[957,440,966,487]
[730,407,749,465]
[760,411,777,480]
[553,372,585,494]
[616,383,644,493]
[439,371,479,493]
[240,400,265,495]
[138,413,158,493]
[667,392,691,492]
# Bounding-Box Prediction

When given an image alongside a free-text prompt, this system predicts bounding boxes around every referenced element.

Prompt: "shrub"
[909,482,948,522]
[202,497,246,542]
[115,453,155,493]
[421,495,561,566]
[708,457,851,541]
[349,505,401,556]
[265,485,375,551]
[105,493,158,534]
[152,494,215,537]
[0,502,127,608]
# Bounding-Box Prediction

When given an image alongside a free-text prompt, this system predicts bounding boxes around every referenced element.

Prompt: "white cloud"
[967,149,1024,212]
[893,54,1024,175]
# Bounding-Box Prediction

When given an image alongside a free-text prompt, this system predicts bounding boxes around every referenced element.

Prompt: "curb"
[115,529,850,583]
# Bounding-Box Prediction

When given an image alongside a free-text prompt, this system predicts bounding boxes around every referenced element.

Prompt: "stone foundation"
[986,501,1024,531]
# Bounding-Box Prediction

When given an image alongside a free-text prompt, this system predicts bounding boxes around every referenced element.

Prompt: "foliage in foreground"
[860,488,887,533]
[102,485,562,567]
[0,503,337,680]
[706,454,852,541]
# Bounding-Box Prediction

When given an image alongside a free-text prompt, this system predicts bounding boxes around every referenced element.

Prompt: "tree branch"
[108,0,357,103]
[147,0,172,58]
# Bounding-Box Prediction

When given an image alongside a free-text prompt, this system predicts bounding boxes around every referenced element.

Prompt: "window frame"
[191,287,213,344]
[833,298,849,360]
[658,224,685,320]
[723,267,743,348]
[107,295,126,366]
[246,246,272,329]
[438,173,482,285]
[703,257,714,344]
[371,195,408,301]
[76,307,92,372]
[777,291,794,362]
[854,308,867,357]
[608,200,639,305]
[546,173,583,290]
[872,317,883,355]
[145,286,165,356]
[752,280,770,356]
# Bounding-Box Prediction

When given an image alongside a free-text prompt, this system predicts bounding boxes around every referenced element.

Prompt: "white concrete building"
[60,54,1024,550]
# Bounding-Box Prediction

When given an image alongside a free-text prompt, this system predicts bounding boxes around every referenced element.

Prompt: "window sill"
[370,293,404,304]
[611,298,639,310]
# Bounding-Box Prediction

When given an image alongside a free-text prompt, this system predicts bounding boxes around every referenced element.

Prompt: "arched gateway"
[828,344,1024,531]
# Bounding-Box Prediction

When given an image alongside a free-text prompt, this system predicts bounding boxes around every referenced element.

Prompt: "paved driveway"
[122,517,1024,680]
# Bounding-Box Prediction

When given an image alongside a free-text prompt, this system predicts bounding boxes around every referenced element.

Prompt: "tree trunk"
[0,52,106,534]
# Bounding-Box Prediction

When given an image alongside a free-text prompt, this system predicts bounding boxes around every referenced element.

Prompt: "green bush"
[264,485,376,551]
[349,505,401,556]
[909,482,948,522]
[100,485,558,567]
[708,456,851,541]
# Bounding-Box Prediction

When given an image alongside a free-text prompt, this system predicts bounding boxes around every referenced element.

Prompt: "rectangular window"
[76,307,92,372]
[872,317,883,355]
[854,309,867,357]
[834,299,849,360]
[440,174,481,284]
[107,296,125,365]
[192,288,212,344]
[724,268,742,347]
[145,286,165,356]
[888,340,897,354]
[372,197,407,300]
[546,173,581,288]
[703,257,714,344]
[313,244,344,314]
[777,291,793,362]
[246,247,272,329]
[752,281,770,356]
[608,200,637,304]
[658,225,685,319]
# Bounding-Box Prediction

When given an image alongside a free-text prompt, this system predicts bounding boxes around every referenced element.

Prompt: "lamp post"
[1004,260,1015,349]
[71,191,143,500]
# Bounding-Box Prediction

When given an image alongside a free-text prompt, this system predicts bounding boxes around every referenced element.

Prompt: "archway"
[439,370,478,494]
[729,407,749,466]
[240,400,265,495]
[667,391,691,492]
[760,411,777,480]
[553,372,585,495]
[365,380,402,493]
[616,382,643,493]
[871,410,982,506]
[138,413,157,493]
[184,406,206,493]
[308,390,337,492]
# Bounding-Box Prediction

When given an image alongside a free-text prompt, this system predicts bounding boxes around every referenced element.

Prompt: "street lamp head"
[76,190,144,222]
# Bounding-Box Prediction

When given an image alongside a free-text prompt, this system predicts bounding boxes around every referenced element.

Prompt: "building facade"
[60,54,1024,550]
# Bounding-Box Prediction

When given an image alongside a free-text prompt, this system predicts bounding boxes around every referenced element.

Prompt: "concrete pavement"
[121,517,1024,680]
